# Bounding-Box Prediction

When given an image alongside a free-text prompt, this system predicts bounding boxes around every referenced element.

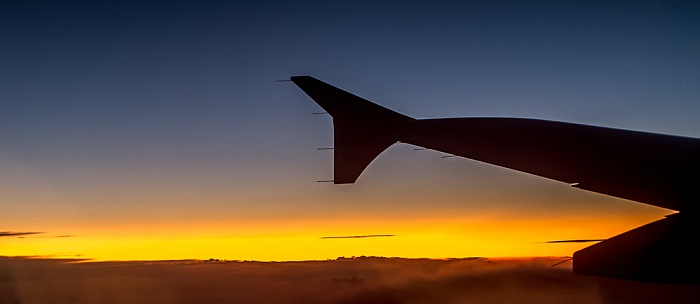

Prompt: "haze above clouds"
[2,256,699,304]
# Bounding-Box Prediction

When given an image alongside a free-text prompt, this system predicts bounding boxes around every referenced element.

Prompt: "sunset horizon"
[2,0,699,302]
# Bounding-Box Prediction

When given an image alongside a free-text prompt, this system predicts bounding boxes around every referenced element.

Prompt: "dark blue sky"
[1,1,699,259]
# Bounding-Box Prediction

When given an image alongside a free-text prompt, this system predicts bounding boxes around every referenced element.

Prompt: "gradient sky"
[1,1,699,260]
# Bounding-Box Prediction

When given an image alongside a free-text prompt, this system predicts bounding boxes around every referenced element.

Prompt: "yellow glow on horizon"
[0,209,669,261]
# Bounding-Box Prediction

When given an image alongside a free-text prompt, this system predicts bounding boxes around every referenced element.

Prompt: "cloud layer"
[2,256,699,304]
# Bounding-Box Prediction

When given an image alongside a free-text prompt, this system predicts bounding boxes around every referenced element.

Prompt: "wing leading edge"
[290,76,700,283]
[291,75,700,212]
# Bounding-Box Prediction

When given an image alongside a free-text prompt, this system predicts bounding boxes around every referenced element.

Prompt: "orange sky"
[1,145,672,261]
[2,187,669,261]
[1,1,694,262]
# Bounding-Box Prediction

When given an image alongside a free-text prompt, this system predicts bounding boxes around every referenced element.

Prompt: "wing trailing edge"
[573,213,700,284]
[290,75,700,284]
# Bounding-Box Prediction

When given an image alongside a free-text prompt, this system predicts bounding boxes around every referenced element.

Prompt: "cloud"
[1,256,699,304]
[543,239,605,244]
[0,232,72,239]
[321,234,395,239]
[36,235,74,239]
[0,231,43,237]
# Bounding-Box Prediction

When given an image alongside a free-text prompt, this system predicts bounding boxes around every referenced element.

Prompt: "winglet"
[291,76,414,184]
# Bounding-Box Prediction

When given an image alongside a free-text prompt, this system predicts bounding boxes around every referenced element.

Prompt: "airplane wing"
[291,76,700,284]
[397,117,700,212]
[292,76,700,212]
[291,76,414,184]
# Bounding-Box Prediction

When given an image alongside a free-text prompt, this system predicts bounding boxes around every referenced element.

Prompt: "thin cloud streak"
[321,234,395,239]
[33,235,75,239]
[0,231,43,237]
[543,239,605,244]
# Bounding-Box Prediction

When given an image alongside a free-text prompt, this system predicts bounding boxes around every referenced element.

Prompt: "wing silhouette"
[291,76,700,284]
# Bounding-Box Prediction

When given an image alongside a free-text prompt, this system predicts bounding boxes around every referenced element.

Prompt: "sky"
[1,0,699,261]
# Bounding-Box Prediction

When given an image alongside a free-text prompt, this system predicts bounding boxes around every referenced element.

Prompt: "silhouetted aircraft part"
[317,147,334,150]
[312,112,329,115]
[574,213,700,284]
[290,76,414,184]
[316,180,335,183]
[291,76,700,284]
[275,79,292,82]
[551,258,573,267]
[292,76,700,210]
[413,148,427,151]
[441,155,456,158]
[544,239,605,244]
